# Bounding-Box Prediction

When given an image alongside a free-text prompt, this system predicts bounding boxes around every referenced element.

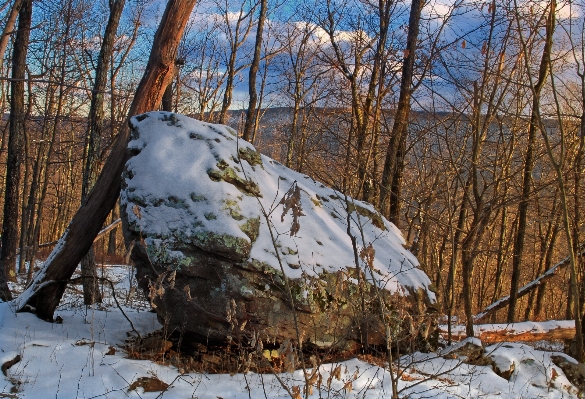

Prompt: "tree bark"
[445,178,469,343]
[0,0,23,64]
[161,78,173,112]
[218,5,253,125]
[440,321,576,344]
[15,0,198,320]
[379,0,423,224]
[0,0,31,301]
[80,0,125,306]
[507,1,554,323]
[241,0,267,142]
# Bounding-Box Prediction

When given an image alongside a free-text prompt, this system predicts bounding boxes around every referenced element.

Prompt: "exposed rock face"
[121,112,436,349]
[551,355,585,395]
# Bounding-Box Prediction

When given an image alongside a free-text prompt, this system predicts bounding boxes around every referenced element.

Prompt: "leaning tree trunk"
[80,0,126,306]
[15,0,198,320]
[0,0,32,301]
[0,0,24,65]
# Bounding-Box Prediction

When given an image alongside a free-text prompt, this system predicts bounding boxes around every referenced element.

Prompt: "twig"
[70,276,142,341]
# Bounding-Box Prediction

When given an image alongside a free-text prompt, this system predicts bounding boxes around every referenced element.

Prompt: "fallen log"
[440,320,575,344]
[17,219,122,253]
[474,244,585,322]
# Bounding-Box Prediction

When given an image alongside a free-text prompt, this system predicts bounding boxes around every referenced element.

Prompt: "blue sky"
[23,0,584,116]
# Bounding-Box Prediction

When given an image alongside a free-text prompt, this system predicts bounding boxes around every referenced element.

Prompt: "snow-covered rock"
[120,112,436,348]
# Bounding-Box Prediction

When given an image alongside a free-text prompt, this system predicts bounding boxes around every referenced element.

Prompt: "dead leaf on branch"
[292,386,302,399]
[343,380,353,392]
[183,284,192,300]
[279,182,305,236]
[226,298,239,330]
[132,204,142,219]
[148,273,167,309]
[359,243,375,269]
[327,364,342,387]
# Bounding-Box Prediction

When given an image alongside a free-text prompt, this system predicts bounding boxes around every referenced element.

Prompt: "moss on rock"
[238,147,263,167]
[347,202,386,231]
[192,231,251,260]
[239,217,260,243]
[207,166,262,197]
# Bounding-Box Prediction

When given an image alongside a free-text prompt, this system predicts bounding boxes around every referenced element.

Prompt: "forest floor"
[0,263,582,399]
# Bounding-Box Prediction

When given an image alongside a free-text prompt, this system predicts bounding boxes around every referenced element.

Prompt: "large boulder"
[120,111,436,349]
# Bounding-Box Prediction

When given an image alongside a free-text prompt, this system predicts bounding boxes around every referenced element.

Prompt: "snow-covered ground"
[0,264,582,398]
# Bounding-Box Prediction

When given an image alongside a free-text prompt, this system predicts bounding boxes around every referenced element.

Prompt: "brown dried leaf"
[551,367,559,381]
[148,273,168,308]
[128,377,169,393]
[308,370,319,386]
[292,386,302,399]
[343,380,353,392]
[183,285,192,300]
[332,365,342,381]
[359,243,375,268]
[132,205,142,219]
[167,270,176,289]
[279,182,305,236]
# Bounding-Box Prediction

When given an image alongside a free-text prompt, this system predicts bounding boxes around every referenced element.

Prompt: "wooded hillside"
[0,0,584,359]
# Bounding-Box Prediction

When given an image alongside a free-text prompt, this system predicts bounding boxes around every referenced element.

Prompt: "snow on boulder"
[120,111,436,349]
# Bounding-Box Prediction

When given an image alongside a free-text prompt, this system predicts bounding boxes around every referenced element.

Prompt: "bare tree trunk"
[17,102,31,275]
[24,74,58,283]
[0,0,31,301]
[507,0,554,323]
[379,0,423,224]
[242,0,267,142]
[15,0,198,320]
[218,50,237,125]
[286,99,300,168]
[218,5,253,125]
[80,0,125,306]
[574,26,585,330]
[446,178,469,342]
[539,0,584,360]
